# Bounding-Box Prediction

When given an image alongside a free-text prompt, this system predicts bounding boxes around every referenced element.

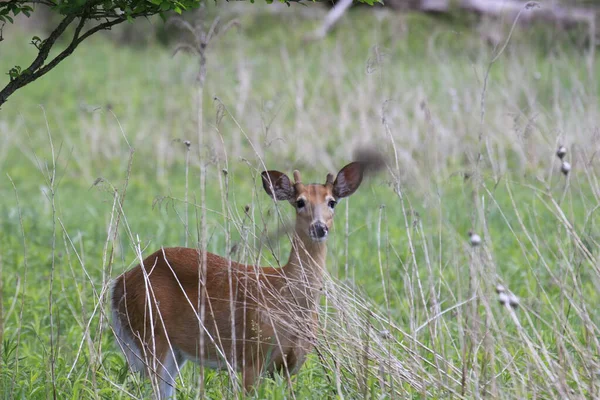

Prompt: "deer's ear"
[333,162,364,199]
[262,170,295,201]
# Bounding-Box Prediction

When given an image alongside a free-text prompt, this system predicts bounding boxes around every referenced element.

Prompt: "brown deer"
[110,162,365,399]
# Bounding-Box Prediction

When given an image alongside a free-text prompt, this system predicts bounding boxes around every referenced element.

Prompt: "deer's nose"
[309,222,328,241]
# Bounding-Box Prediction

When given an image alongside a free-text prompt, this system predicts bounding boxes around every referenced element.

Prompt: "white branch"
[308,0,354,41]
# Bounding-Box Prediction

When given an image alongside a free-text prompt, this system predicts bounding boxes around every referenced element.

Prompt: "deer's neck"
[281,233,327,306]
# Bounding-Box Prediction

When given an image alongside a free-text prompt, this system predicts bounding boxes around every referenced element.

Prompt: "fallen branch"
[401,0,595,28]
[305,0,354,41]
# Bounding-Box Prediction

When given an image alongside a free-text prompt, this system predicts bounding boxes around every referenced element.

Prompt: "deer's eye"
[296,199,306,209]
[328,200,337,209]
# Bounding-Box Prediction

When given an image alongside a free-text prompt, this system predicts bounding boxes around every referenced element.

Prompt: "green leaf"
[7,65,23,81]
[133,3,148,13]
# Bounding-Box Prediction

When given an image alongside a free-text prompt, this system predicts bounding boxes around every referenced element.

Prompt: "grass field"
[1,3,600,398]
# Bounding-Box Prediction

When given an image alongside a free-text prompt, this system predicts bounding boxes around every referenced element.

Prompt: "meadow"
[0,3,599,398]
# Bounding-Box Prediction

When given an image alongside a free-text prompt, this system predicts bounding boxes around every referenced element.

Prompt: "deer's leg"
[269,350,302,392]
[242,361,263,393]
[144,338,182,400]
[242,344,264,393]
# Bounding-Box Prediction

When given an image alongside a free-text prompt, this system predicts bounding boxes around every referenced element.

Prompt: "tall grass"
[0,3,599,398]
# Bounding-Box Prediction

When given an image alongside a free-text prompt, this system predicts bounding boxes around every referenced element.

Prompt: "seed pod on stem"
[468,230,481,247]
[498,292,509,306]
[508,293,520,309]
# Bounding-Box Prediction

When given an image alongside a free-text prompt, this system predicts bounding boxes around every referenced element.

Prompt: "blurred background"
[2,0,599,180]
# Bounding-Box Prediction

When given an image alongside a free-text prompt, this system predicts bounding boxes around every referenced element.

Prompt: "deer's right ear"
[262,171,295,201]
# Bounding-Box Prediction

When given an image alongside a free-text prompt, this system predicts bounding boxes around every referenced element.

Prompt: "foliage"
[1,0,193,26]
[0,0,207,107]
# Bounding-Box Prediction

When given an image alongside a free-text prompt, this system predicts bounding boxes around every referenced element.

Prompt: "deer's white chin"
[309,234,328,243]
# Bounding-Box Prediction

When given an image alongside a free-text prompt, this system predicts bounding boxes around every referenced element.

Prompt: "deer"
[110,161,365,399]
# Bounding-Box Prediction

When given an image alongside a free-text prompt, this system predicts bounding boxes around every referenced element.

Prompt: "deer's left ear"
[333,162,364,199]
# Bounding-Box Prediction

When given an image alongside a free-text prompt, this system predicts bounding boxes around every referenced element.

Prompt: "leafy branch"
[0,0,201,107]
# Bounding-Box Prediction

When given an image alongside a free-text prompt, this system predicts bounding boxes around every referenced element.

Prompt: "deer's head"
[262,162,364,243]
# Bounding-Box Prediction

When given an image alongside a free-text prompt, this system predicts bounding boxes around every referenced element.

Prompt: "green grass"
[1,4,599,399]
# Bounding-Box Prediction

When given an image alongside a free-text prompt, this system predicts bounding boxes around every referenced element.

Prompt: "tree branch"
[72,14,88,42]
[27,14,77,74]
[0,13,75,105]
[0,14,129,107]
[30,17,92,77]
[75,16,127,45]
